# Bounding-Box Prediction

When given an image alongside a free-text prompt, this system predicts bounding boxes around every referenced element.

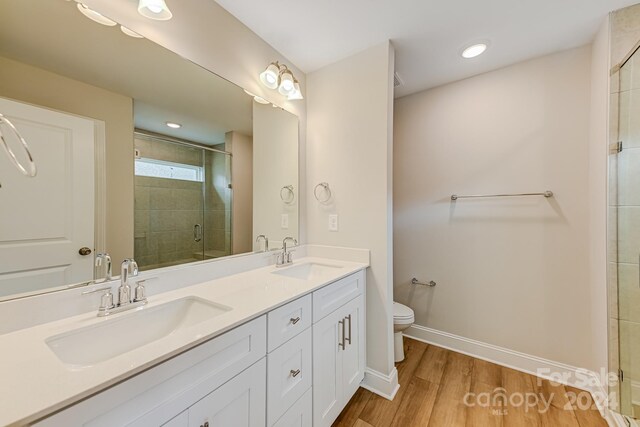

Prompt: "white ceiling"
[214,0,638,97]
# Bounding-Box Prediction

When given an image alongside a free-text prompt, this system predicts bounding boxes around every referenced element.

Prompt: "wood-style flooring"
[333,338,607,427]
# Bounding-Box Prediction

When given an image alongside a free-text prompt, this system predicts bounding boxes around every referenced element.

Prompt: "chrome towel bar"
[411,278,436,287]
[451,191,553,201]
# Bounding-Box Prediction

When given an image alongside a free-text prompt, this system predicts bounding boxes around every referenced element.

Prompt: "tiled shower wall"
[134,137,231,270]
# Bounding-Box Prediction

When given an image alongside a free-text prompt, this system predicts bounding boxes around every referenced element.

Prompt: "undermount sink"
[46,297,232,368]
[271,262,344,281]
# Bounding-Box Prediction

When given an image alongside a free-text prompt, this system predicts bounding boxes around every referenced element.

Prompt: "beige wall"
[252,104,299,248]
[307,42,396,380]
[0,56,134,266]
[84,0,307,243]
[394,47,597,370]
[225,131,253,254]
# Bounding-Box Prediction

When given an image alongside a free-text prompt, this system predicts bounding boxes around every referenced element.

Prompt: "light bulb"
[278,70,294,95]
[260,63,280,90]
[166,122,182,129]
[77,3,117,26]
[138,0,173,21]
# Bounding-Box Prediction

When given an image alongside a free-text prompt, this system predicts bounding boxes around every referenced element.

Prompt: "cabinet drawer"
[273,388,312,427]
[268,294,312,352]
[267,327,312,426]
[36,316,267,427]
[313,270,364,322]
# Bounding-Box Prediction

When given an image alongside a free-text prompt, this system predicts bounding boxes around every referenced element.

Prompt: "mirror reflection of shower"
[133,131,232,271]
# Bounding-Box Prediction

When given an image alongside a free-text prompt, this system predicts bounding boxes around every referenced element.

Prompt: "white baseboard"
[405,324,611,420]
[361,367,399,400]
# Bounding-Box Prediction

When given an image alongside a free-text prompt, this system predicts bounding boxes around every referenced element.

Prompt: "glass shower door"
[615,46,640,418]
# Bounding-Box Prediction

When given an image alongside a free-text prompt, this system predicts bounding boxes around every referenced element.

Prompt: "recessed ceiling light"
[166,122,182,129]
[461,43,488,59]
[77,3,117,26]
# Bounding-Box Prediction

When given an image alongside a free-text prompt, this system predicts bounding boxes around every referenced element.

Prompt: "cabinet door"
[340,295,365,401]
[312,309,343,427]
[188,358,266,427]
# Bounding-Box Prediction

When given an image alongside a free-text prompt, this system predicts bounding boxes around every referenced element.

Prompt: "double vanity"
[0,249,368,427]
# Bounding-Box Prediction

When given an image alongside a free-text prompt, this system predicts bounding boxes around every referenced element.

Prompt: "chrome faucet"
[95,252,112,281]
[82,259,150,317]
[256,235,269,252]
[276,237,298,267]
[118,259,139,307]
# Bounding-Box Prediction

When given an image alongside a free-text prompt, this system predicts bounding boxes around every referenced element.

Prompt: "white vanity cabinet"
[312,271,366,427]
[33,269,366,427]
[35,317,267,427]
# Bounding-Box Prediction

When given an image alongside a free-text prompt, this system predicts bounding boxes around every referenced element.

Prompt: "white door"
[340,296,366,400]
[312,308,343,427]
[188,358,266,427]
[0,97,95,297]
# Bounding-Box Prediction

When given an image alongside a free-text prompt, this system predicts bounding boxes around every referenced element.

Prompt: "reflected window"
[134,158,204,182]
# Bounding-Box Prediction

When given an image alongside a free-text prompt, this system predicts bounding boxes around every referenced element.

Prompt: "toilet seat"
[393,302,414,322]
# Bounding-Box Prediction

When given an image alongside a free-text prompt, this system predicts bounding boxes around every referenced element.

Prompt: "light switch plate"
[328,214,338,231]
[281,214,289,229]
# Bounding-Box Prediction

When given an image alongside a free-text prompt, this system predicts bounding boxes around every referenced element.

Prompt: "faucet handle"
[82,286,115,312]
[133,277,156,303]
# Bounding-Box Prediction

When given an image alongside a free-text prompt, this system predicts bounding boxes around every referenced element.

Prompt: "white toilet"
[393,302,415,362]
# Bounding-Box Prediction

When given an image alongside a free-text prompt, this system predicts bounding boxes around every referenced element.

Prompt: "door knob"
[78,247,92,256]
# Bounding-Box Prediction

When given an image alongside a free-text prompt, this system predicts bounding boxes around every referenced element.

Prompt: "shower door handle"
[194,224,202,242]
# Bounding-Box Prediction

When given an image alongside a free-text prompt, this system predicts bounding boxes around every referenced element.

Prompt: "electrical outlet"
[281,214,289,229]
[328,214,338,231]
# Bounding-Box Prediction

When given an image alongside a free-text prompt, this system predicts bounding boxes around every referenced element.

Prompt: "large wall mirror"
[0,0,299,300]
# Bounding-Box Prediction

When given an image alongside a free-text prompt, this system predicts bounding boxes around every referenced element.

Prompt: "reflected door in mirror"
[0,97,95,297]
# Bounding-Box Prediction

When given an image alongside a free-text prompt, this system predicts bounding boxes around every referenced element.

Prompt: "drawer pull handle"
[290,316,301,324]
[345,314,352,345]
[339,319,346,349]
[290,369,301,377]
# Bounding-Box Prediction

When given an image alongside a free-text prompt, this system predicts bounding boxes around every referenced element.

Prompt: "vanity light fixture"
[461,43,488,59]
[287,79,303,101]
[259,62,280,90]
[259,61,303,100]
[166,122,182,129]
[76,3,117,26]
[138,0,173,21]
[120,26,144,38]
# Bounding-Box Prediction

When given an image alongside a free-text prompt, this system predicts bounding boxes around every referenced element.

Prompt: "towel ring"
[314,182,332,204]
[280,185,295,204]
[0,113,37,177]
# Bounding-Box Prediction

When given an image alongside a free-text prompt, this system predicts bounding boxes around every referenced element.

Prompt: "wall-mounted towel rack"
[451,191,553,201]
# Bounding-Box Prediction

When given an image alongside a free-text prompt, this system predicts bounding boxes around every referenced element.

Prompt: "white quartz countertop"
[0,256,368,426]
